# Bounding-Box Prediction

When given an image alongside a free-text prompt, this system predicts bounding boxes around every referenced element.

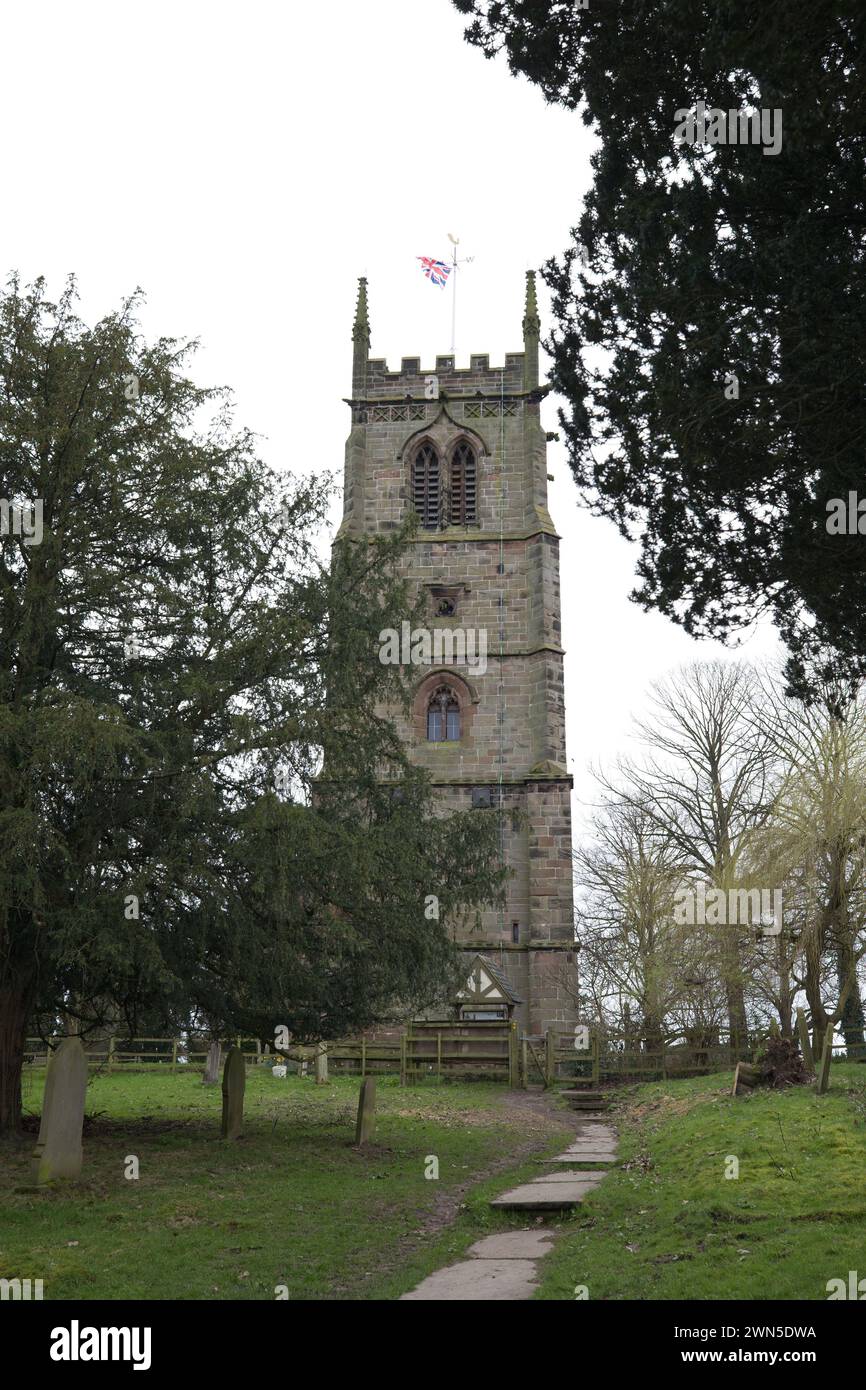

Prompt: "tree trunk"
[836,943,866,1060]
[776,933,795,1039]
[728,983,749,1056]
[804,925,829,1060]
[717,926,748,1058]
[0,980,33,1134]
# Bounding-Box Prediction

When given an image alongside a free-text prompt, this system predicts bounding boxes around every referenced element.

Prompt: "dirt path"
[407,1088,578,1239]
[402,1112,620,1300]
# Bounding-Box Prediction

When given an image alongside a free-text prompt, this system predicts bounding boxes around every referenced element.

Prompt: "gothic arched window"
[427,685,460,741]
[450,442,477,525]
[413,443,440,530]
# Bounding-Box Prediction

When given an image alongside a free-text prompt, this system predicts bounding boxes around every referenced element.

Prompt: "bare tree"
[575,796,691,1051]
[599,662,774,1055]
[748,677,866,1059]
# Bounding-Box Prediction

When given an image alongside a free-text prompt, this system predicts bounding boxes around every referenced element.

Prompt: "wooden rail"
[25,1028,846,1087]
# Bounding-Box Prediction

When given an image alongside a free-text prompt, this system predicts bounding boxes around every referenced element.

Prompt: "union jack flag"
[417,256,451,288]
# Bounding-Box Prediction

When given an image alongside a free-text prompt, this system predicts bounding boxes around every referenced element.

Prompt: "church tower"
[339,274,577,1034]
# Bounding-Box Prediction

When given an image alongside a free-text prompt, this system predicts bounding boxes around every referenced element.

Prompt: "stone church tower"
[338,273,577,1034]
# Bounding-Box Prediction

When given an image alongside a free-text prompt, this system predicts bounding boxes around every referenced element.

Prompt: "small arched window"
[450,442,477,525]
[413,443,440,530]
[427,685,460,741]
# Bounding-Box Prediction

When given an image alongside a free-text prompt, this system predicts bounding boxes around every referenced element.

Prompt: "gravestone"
[203,1041,221,1085]
[221,1047,246,1139]
[731,1060,760,1096]
[31,1036,88,1184]
[355,1077,376,1146]
[315,1046,329,1085]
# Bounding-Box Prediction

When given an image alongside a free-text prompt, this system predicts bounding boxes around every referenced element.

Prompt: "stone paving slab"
[468,1231,554,1260]
[530,1169,607,1184]
[558,1145,614,1156]
[490,1181,598,1210]
[399,1258,539,1300]
[558,1144,618,1155]
[548,1153,616,1163]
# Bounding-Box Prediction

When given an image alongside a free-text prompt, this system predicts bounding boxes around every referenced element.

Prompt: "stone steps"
[401,1120,619,1298]
[490,1169,607,1210]
[559,1088,609,1112]
[399,1231,554,1300]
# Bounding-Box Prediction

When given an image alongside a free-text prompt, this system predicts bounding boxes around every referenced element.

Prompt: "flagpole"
[450,242,457,356]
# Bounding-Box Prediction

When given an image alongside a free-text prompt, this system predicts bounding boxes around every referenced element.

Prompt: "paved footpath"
[400,1118,618,1301]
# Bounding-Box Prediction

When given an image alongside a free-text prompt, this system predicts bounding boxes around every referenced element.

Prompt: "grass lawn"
[6,1062,863,1301]
[0,1067,574,1301]
[535,1062,866,1300]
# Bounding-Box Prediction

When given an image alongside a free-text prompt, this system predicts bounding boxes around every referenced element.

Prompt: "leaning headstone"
[731,1061,760,1097]
[221,1047,246,1139]
[315,1045,329,1085]
[31,1036,88,1184]
[202,1041,221,1085]
[355,1077,377,1146]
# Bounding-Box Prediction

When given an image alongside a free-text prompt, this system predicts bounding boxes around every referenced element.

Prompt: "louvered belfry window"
[450,441,477,525]
[413,443,440,529]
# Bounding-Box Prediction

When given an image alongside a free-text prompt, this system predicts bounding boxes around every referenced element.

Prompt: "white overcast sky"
[2,0,780,835]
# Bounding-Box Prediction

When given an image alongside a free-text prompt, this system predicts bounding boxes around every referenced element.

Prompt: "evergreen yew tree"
[455,1,866,695]
[0,277,504,1132]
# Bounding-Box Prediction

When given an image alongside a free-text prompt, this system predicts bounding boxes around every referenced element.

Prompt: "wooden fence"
[24,1028,853,1087]
[23,1037,265,1070]
[24,1022,518,1084]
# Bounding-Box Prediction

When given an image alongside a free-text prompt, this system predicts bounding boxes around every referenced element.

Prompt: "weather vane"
[416,236,475,356]
[446,233,474,356]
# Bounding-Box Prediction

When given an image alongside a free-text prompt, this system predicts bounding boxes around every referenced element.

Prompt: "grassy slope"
[536,1062,866,1300]
[1,1069,570,1301]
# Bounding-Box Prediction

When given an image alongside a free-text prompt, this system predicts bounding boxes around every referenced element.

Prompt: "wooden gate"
[404,1020,518,1084]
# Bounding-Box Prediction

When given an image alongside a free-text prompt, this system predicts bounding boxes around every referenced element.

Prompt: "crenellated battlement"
[351,271,541,398]
[356,352,527,400]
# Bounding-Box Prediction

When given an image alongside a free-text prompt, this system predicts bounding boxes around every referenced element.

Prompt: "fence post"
[592,1031,600,1085]
[171,1039,178,1073]
[508,1023,517,1088]
[436,1031,442,1081]
[521,1037,528,1089]
[361,1038,366,1078]
[815,1031,833,1095]
[545,1029,555,1088]
[108,1036,115,1073]
[400,1033,407,1086]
